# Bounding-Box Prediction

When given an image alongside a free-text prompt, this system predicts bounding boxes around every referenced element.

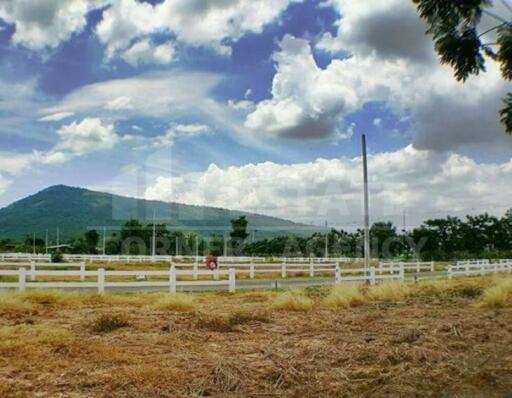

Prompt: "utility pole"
[402,210,406,232]
[45,229,48,254]
[195,235,199,260]
[56,227,60,247]
[362,134,370,270]
[102,226,106,255]
[324,233,328,259]
[175,236,179,256]
[32,233,36,255]
[223,235,228,257]
[152,209,156,257]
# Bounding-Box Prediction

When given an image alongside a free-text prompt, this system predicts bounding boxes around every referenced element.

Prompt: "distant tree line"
[3,211,512,261]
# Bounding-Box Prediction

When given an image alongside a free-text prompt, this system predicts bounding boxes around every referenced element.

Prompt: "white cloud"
[145,146,512,226]
[0,173,10,195]
[105,96,134,111]
[96,0,300,59]
[121,39,176,66]
[42,71,222,119]
[174,124,209,135]
[38,111,75,122]
[126,123,210,149]
[245,35,394,139]
[0,0,107,50]
[246,2,511,150]
[55,118,118,155]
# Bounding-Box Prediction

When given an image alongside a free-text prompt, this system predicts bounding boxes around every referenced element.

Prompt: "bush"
[368,282,411,301]
[480,279,512,308]
[154,294,195,312]
[90,313,130,333]
[51,251,63,263]
[271,291,313,312]
[323,284,366,309]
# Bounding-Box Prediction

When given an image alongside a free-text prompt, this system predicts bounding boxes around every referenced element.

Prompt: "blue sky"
[0,0,511,227]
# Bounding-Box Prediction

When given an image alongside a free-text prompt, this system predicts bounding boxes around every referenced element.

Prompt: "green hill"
[0,185,316,241]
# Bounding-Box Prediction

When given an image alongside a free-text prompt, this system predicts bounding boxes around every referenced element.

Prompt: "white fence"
[0,266,236,294]
[0,262,86,282]
[0,253,51,262]
[449,261,512,278]
[379,261,435,273]
[336,265,405,285]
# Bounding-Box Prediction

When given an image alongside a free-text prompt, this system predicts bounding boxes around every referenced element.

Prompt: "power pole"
[56,227,60,247]
[223,235,228,257]
[362,134,370,270]
[195,235,199,260]
[324,233,328,259]
[45,229,48,254]
[152,209,156,257]
[32,233,36,255]
[175,236,179,256]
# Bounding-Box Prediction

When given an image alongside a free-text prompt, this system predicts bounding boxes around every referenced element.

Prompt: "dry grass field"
[0,276,511,397]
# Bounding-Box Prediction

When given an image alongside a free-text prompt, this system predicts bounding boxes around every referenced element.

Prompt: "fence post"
[399,263,405,281]
[430,261,434,272]
[193,261,198,280]
[98,268,105,294]
[281,263,286,279]
[214,267,220,281]
[228,268,236,293]
[250,262,255,279]
[370,267,376,285]
[309,261,314,278]
[416,261,420,273]
[170,266,177,294]
[30,261,36,282]
[335,266,341,284]
[80,263,85,282]
[19,267,26,291]
[448,266,453,279]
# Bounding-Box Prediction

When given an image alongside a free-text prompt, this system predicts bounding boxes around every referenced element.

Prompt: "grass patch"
[368,281,411,301]
[480,279,512,308]
[0,294,37,316]
[90,313,130,333]
[271,290,313,312]
[323,284,366,309]
[154,294,195,312]
[195,310,271,332]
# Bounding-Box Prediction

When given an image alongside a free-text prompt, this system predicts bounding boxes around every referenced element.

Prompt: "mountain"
[0,185,317,241]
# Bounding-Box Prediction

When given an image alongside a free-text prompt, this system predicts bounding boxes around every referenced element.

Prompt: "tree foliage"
[412,0,512,133]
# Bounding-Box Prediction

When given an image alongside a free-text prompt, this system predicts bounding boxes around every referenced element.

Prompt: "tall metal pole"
[175,236,179,256]
[195,235,199,260]
[223,235,227,257]
[45,229,48,254]
[152,209,156,257]
[102,226,106,255]
[324,233,328,259]
[56,227,60,247]
[362,134,370,270]
[32,233,36,255]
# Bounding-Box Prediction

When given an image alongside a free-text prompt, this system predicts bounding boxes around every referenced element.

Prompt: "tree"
[230,216,249,254]
[84,229,100,254]
[412,0,512,133]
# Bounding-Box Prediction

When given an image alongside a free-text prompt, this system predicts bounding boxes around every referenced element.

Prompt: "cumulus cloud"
[145,146,512,227]
[55,118,118,155]
[246,35,366,139]
[246,1,511,149]
[121,39,176,66]
[96,0,300,59]
[0,0,107,50]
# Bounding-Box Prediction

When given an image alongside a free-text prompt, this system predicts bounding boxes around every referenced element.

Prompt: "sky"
[0,0,511,229]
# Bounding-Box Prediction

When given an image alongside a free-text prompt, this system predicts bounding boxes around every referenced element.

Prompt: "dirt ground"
[0,278,511,397]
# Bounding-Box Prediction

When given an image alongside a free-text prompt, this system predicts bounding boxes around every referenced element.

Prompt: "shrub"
[154,294,195,312]
[480,279,512,308]
[271,291,313,312]
[90,313,130,333]
[51,251,63,263]
[323,284,366,309]
[368,281,411,301]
